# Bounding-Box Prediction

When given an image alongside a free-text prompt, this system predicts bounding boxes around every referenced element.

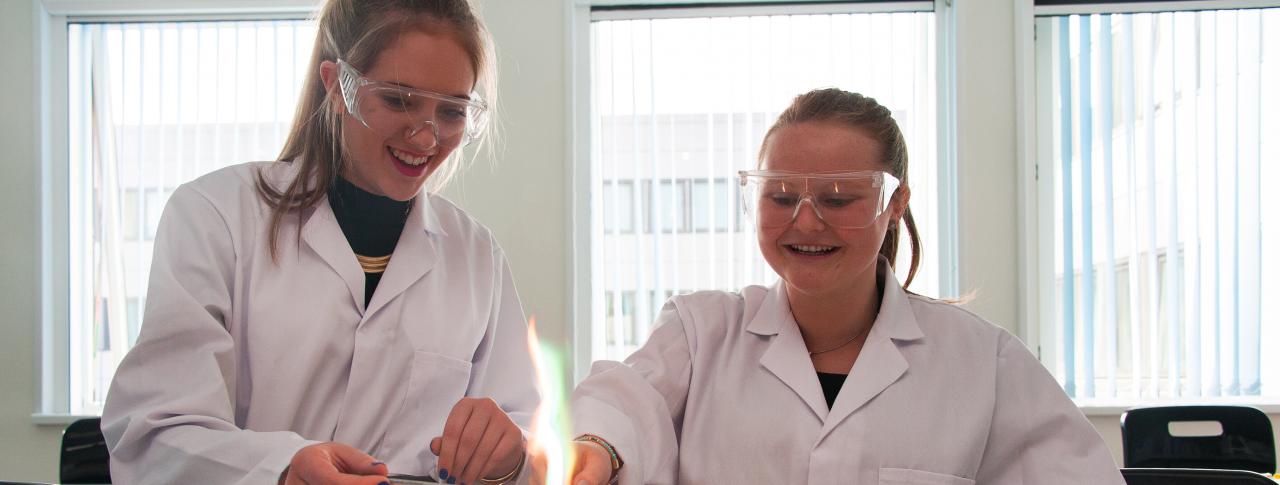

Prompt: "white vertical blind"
[590,10,939,360]
[1039,7,1279,400]
[67,20,315,414]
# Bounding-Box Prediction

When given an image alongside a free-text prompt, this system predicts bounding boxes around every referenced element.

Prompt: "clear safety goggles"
[738,170,901,229]
[337,59,489,151]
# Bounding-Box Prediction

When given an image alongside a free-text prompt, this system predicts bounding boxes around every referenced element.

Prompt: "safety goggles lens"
[338,60,488,150]
[738,171,900,229]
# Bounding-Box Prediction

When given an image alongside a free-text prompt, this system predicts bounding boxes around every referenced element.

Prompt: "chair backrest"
[1121,468,1277,485]
[60,417,111,484]
[1121,405,1276,474]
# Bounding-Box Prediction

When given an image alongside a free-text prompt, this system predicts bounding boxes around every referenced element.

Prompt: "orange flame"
[526,317,575,485]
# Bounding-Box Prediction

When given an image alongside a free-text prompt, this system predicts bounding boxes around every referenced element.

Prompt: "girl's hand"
[280,442,389,485]
[431,397,526,484]
[528,441,614,485]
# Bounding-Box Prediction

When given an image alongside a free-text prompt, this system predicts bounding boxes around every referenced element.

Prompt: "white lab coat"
[101,161,539,485]
[572,263,1124,485]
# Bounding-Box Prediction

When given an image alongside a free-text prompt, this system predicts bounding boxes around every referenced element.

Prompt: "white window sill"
[1073,398,1280,417]
[32,413,100,427]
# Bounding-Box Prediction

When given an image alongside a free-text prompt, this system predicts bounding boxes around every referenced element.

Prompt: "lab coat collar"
[365,193,441,317]
[302,190,442,316]
[756,307,831,420]
[745,258,925,432]
[303,198,366,312]
[415,191,448,238]
[872,259,925,342]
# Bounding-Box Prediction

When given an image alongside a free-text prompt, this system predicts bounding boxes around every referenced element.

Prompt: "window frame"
[567,0,961,382]
[32,0,315,423]
[1013,0,1280,412]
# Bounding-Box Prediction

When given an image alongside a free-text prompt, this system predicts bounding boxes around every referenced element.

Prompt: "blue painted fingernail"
[447,478,456,485]
[372,461,385,467]
[378,482,390,485]
[439,469,450,480]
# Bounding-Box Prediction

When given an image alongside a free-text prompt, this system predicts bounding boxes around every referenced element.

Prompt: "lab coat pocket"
[879,468,975,485]
[378,350,474,471]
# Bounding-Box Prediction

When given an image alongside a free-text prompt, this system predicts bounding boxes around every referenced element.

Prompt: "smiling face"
[757,121,907,299]
[321,30,476,201]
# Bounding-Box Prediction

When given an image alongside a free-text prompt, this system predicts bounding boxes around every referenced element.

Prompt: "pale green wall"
[1,0,66,482]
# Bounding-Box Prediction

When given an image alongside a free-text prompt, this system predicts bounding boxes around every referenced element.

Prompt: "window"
[649,180,689,233]
[603,291,638,347]
[601,181,637,233]
[65,20,315,415]
[690,179,732,233]
[585,3,944,361]
[121,188,173,241]
[1033,6,1280,401]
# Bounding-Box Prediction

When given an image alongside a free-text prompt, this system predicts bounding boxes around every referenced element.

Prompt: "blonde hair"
[257,0,497,258]
[760,88,922,288]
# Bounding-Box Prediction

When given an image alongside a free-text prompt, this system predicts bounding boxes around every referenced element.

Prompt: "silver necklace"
[807,323,873,356]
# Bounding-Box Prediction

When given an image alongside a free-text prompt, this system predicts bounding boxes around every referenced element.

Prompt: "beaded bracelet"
[574,434,623,483]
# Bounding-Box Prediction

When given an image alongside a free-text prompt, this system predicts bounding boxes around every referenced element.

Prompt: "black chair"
[1121,468,1277,485]
[1121,405,1276,474]
[60,417,111,484]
